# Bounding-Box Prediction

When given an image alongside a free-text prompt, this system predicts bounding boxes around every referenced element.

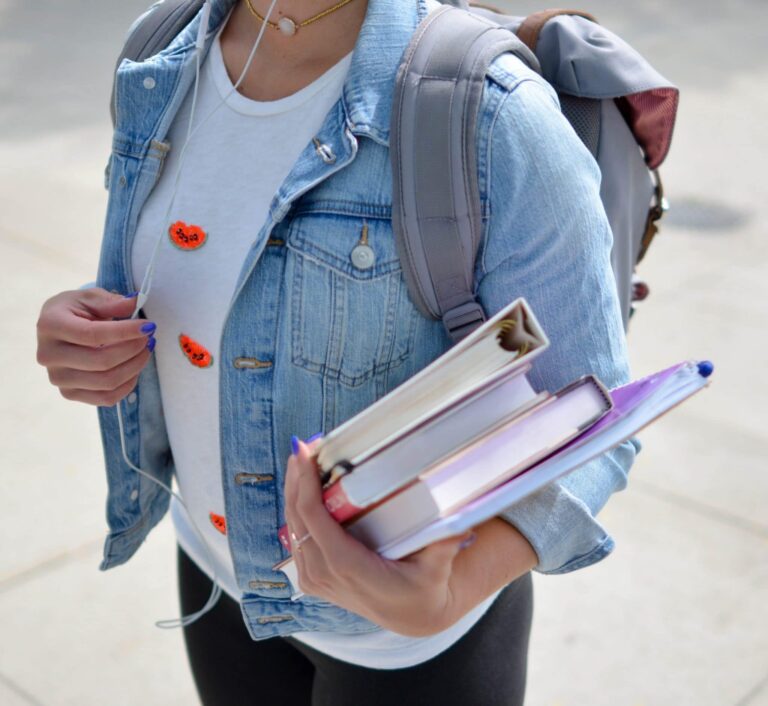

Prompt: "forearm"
[446,517,538,625]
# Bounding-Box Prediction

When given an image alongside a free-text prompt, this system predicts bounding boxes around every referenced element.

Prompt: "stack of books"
[274,298,712,584]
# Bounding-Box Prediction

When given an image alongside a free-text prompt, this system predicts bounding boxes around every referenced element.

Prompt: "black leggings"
[178,547,533,706]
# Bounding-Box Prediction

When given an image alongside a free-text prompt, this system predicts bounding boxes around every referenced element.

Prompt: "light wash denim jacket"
[95,0,639,639]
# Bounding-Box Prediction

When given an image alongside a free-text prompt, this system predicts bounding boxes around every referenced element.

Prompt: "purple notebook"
[552,361,697,453]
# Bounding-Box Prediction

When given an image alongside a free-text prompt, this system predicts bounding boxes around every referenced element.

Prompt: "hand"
[284,438,473,637]
[36,287,156,406]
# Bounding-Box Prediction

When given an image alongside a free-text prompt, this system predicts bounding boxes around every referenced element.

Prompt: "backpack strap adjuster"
[638,170,668,263]
[443,301,487,342]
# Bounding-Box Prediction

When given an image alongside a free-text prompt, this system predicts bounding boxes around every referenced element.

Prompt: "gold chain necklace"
[244,0,358,37]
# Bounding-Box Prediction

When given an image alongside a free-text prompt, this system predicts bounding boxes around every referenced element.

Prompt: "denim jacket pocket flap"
[286,206,400,280]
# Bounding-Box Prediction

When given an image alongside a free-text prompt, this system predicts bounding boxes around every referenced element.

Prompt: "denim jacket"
[95,0,638,639]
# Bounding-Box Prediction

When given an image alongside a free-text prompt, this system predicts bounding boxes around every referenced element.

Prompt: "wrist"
[447,519,538,618]
[362,588,456,637]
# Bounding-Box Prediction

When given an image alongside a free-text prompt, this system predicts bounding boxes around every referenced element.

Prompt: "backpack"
[112,0,678,341]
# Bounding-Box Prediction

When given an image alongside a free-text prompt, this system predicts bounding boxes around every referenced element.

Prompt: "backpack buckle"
[443,301,486,342]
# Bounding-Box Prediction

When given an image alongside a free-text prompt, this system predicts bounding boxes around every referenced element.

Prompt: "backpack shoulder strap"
[390,5,538,342]
[110,0,204,126]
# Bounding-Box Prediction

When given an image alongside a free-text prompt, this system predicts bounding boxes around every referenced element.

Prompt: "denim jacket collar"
[342,0,425,146]
[145,0,429,147]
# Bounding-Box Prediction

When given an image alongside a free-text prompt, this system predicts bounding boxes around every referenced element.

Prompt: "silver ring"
[290,530,312,552]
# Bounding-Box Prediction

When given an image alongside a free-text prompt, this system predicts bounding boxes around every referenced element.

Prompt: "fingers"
[284,442,308,545]
[290,439,355,554]
[37,288,153,348]
[305,433,324,453]
[282,438,471,625]
[75,287,141,321]
[59,375,141,407]
[42,312,154,348]
[37,288,158,406]
[285,439,370,597]
[283,442,315,592]
[48,343,152,392]
[41,336,151,373]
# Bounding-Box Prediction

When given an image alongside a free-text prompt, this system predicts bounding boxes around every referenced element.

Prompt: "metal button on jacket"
[351,244,375,269]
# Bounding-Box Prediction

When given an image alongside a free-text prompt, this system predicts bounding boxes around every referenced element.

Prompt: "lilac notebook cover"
[561,361,687,445]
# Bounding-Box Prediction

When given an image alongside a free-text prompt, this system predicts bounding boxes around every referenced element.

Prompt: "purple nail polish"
[146,336,156,352]
[123,291,140,298]
[306,432,324,443]
[140,322,156,335]
[459,533,477,551]
[291,435,300,456]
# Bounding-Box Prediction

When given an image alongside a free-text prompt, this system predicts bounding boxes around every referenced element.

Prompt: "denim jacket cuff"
[497,482,615,574]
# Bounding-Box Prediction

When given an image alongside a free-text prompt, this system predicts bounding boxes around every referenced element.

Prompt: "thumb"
[78,287,141,321]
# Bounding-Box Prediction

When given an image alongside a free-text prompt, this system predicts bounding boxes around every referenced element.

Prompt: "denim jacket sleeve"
[474,70,640,574]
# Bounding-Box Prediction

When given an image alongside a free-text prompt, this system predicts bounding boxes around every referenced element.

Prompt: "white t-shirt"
[131,28,497,669]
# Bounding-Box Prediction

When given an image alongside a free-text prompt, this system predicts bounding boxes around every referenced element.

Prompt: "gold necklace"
[244,0,358,37]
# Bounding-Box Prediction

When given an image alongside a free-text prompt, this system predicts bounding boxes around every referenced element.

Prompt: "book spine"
[322,480,362,523]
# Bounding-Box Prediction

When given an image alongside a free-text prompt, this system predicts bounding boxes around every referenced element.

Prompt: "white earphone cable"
[118,0,280,629]
[116,401,223,629]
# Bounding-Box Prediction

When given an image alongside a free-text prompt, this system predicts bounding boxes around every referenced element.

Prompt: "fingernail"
[140,322,156,335]
[123,291,140,298]
[459,532,477,551]
[146,336,156,352]
[291,435,300,456]
[306,432,324,443]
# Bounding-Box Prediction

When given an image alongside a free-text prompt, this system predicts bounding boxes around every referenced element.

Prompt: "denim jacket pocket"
[286,208,418,388]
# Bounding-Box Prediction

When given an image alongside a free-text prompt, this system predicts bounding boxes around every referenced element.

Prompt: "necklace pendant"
[277,16,297,36]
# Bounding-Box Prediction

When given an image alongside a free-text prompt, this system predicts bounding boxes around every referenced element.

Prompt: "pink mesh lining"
[616,88,679,170]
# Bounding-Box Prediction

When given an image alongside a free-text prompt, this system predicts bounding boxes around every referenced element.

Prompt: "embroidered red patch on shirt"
[209,512,227,535]
[169,220,207,250]
[179,334,214,368]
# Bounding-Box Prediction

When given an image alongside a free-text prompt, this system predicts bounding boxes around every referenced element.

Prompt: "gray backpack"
[113,0,679,341]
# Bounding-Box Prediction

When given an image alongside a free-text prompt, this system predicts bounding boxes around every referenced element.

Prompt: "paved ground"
[1,0,766,704]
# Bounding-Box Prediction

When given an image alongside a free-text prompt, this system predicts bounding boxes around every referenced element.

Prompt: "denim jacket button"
[127,392,137,404]
[249,579,288,590]
[130,489,139,502]
[143,77,156,90]
[351,244,375,270]
[312,137,336,164]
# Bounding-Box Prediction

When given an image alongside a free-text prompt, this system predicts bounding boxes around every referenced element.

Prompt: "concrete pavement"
[1,0,766,704]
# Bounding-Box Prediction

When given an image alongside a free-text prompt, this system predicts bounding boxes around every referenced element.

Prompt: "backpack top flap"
[465,8,679,170]
[520,14,679,170]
